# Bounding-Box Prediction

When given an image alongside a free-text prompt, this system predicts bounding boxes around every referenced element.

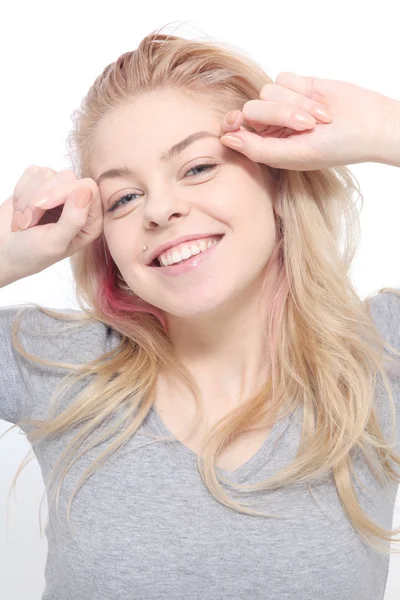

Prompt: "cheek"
[230,179,276,230]
[239,194,277,263]
[104,223,142,268]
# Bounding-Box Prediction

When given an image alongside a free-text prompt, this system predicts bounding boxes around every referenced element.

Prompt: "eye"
[106,163,217,213]
[185,163,216,177]
[106,192,141,213]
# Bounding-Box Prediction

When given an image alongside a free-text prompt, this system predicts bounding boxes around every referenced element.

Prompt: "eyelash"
[106,163,217,213]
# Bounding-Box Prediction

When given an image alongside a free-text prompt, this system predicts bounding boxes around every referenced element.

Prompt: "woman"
[1,25,400,599]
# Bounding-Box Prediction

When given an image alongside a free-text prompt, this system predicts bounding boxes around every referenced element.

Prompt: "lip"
[149,235,223,276]
[146,232,224,266]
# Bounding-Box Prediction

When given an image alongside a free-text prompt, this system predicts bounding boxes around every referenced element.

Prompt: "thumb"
[45,188,95,253]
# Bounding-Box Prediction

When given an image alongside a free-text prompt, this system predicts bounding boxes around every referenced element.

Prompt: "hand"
[0,166,103,287]
[219,72,395,171]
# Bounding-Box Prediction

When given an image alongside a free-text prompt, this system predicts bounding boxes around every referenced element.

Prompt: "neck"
[163,264,278,419]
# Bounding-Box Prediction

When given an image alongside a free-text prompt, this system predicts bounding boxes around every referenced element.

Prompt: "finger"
[259,83,332,121]
[31,178,103,232]
[14,166,59,207]
[44,188,96,254]
[76,181,103,235]
[219,128,306,169]
[19,173,99,235]
[273,72,332,107]
[220,131,288,168]
[220,112,269,136]
[12,167,54,230]
[14,169,74,230]
[13,167,54,224]
[28,170,77,209]
[13,165,43,199]
[221,115,266,136]
[221,110,243,132]
[242,100,317,131]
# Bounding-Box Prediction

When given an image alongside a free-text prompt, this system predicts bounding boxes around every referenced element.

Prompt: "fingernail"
[311,105,332,121]
[34,196,52,207]
[293,112,316,128]
[221,136,243,150]
[225,110,240,126]
[19,207,32,230]
[74,188,93,209]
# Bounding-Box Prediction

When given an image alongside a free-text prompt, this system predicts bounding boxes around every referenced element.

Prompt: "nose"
[143,192,190,229]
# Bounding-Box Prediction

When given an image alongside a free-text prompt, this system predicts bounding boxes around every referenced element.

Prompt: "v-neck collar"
[146,401,301,484]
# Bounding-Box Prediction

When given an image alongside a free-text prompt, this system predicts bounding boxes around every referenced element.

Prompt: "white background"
[1,0,400,598]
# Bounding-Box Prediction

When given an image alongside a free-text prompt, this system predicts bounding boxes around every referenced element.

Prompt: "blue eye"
[186,163,216,177]
[106,163,217,213]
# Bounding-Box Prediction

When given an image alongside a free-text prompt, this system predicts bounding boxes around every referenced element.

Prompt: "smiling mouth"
[150,234,224,267]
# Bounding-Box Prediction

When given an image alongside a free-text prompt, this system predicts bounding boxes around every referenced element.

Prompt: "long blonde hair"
[3,22,400,555]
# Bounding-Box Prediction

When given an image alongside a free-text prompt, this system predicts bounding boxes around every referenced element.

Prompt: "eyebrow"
[95,130,220,186]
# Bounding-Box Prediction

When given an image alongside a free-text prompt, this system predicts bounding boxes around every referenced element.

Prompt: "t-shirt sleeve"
[0,303,114,426]
[368,289,400,368]
[0,305,32,424]
[367,289,400,454]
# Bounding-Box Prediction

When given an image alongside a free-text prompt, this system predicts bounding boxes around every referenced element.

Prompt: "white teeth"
[180,246,192,259]
[157,237,220,266]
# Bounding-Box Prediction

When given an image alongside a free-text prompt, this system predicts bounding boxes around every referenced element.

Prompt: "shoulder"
[0,303,119,363]
[364,287,400,351]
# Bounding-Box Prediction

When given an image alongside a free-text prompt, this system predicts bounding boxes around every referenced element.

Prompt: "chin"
[158,289,240,320]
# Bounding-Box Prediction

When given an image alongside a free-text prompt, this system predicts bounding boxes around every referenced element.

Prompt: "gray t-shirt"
[1,291,399,600]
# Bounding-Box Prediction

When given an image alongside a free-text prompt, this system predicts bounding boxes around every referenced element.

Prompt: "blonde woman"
[1,26,400,600]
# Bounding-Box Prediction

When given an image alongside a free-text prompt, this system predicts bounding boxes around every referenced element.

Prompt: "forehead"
[98,89,220,143]
[91,89,222,169]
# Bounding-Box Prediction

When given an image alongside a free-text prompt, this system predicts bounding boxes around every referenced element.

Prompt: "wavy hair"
[3,21,400,555]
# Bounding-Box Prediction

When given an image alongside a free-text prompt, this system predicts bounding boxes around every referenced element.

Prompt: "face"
[91,89,278,320]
